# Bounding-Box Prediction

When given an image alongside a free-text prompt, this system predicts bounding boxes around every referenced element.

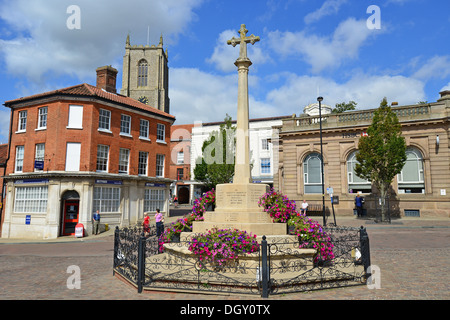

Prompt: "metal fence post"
[359,226,371,281]
[137,233,146,293]
[113,226,119,276]
[261,235,269,298]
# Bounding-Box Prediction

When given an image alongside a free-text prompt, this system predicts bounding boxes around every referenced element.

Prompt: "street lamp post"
[317,96,326,226]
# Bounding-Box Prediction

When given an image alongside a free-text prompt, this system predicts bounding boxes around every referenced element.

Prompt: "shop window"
[93,187,121,212]
[14,186,48,213]
[144,189,165,212]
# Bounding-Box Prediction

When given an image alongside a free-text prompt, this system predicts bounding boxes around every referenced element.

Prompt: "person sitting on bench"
[300,200,308,214]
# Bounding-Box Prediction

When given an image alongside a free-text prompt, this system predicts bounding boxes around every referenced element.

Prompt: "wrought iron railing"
[113,225,371,297]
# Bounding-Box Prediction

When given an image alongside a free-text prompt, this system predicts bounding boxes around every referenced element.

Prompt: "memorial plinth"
[193,183,287,235]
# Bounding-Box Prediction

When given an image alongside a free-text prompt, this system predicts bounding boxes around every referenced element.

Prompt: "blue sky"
[1,0,449,144]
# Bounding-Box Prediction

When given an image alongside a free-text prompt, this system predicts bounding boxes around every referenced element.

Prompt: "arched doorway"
[177,186,190,204]
[60,190,80,236]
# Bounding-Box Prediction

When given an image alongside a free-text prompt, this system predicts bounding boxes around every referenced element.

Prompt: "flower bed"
[159,188,334,265]
[192,189,215,217]
[158,190,215,252]
[293,212,335,263]
[258,189,296,223]
[259,189,334,263]
[187,227,259,267]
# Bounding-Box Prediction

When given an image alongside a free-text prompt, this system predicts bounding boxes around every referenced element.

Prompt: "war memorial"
[113,25,371,297]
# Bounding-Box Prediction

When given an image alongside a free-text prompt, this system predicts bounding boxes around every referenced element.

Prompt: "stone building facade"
[120,34,170,114]
[274,91,450,219]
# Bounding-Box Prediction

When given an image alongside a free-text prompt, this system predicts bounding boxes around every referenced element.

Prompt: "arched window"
[398,147,424,194]
[137,59,148,87]
[303,153,322,194]
[347,151,372,193]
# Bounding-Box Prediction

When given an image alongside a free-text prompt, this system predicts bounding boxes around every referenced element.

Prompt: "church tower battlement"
[120,34,170,114]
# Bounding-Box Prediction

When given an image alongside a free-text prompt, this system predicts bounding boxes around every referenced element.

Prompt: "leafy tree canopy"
[331,101,357,113]
[193,114,236,190]
[354,97,407,220]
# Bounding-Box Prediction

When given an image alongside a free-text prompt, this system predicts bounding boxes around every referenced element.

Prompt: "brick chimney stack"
[96,65,118,93]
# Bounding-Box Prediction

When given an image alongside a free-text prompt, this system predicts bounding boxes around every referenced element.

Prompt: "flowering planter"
[298,239,315,248]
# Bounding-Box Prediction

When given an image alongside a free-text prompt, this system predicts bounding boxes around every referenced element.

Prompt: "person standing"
[142,212,150,237]
[155,208,164,237]
[92,210,101,235]
[355,194,363,218]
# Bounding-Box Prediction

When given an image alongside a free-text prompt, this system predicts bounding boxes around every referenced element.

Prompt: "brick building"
[169,124,194,204]
[1,66,175,239]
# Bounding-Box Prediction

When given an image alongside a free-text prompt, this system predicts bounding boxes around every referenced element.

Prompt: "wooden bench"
[302,203,329,216]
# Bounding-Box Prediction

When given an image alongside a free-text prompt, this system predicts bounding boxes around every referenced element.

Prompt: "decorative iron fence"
[113,225,371,297]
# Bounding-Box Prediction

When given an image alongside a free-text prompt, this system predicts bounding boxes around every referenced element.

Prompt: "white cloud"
[169,66,426,128]
[0,0,204,87]
[440,82,450,92]
[170,68,238,124]
[304,0,348,24]
[169,67,278,124]
[264,72,425,114]
[412,55,450,81]
[267,18,376,73]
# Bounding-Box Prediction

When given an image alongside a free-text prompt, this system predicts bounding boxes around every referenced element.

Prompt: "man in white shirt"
[300,200,308,214]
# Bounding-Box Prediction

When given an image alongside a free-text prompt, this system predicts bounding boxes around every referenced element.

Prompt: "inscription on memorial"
[230,192,245,205]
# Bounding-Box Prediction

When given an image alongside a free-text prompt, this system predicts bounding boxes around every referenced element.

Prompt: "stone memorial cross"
[227,24,260,184]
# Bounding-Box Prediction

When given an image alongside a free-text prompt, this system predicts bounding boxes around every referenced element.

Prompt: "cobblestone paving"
[1,217,449,301]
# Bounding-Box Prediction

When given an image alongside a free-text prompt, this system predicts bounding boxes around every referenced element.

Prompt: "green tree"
[332,101,357,113]
[193,114,236,190]
[355,97,406,221]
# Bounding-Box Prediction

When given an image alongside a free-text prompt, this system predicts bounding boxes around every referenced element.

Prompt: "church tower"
[120,34,170,114]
